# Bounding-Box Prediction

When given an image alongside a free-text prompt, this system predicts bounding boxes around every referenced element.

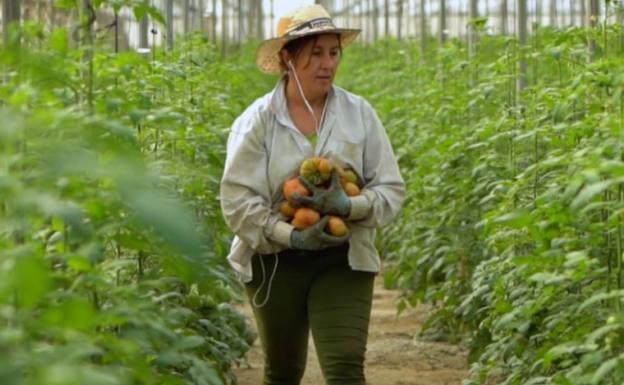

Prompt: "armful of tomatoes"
[280,157,363,245]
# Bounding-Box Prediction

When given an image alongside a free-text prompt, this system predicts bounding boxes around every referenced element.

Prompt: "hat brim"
[256,28,360,75]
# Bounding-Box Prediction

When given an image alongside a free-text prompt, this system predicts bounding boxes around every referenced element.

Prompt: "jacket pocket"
[327,139,363,174]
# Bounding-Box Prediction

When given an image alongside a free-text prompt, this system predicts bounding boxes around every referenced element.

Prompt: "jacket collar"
[269,75,336,131]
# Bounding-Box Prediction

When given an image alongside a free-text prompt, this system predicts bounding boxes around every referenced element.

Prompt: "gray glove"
[290,216,349,251]
[292,170,351,218]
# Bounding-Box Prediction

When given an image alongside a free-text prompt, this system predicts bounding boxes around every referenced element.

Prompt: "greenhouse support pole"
[165,0,174,51]
[183,0,190,34]
[2,0,21,46]
[455,0,462,40]
[535,0,542,27]
[468,0,479,88]
[367,0,371,42]
[619,0,624,54]
[81,0,95,112]
[38,0,44,26]
[270,0,274,37]
[211,0,217,43]
[256,0,264,39]
[139,7,149,48]
[404,0,410,37]
[517,0,528,97]
[237,0,242,50]
[439,0,446,45]
[114,8,119,53]
[419,0,426,57]
[549,0,557,28]
[372,0,379,41]
[468,0,478,58]
[500,0,508,34]
[397,0,404,40]
[588,0,599,62]
[384,0,389,37]
[221,0,228,56]
[357,0,364,29]
[245,0,252,39]
[51,0,57,29]
[199,0,205,34]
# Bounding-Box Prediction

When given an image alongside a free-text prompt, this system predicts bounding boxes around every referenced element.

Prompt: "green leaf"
[133,5,146,22]
[54,0,77,9]
[175,335,206,350]
[571,180,617,210]
[524,377,549,385]
[146,6,166,25]
[579,290,624,311]
[585,324,622,345]
[530,272,567,285]
[48,28,68,55]
[13,253,51,309]
[67,255,93,272]
[591,356,623,385]
[42,297,97,331]
[545,342,599,365]
[188,358,226,385]
[117,178,209,282]
[494,209,532,228]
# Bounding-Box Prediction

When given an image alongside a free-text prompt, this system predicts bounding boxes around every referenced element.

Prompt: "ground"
[233,274,469,385]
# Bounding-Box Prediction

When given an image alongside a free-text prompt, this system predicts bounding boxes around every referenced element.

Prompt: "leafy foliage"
[9,3,624,385]
[338,24,624,385]
[0,9,271,384]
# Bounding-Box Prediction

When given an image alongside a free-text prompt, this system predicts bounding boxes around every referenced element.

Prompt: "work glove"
[292,169,351,218]
[290,216,350,251]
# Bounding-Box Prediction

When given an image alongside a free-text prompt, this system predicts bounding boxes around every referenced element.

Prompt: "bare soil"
[233,275,469,385]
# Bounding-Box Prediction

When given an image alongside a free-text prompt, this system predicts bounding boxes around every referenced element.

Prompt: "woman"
[220,4,405,385]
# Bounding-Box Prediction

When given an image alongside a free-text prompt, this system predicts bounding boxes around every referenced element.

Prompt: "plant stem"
[619,90,624,310]
[532,22,539,86]
[533,130,538,207]
[114,9,119,54]
[618,184,623,311]
[137,250,145,281]
[604,1,609,59]
[605,188,612,294]
[63,221,69,252]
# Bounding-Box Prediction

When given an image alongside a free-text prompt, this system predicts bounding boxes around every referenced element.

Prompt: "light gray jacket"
[220,78,405,282]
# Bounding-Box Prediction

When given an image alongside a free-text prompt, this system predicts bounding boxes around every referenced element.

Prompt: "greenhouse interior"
[2,1,624,385]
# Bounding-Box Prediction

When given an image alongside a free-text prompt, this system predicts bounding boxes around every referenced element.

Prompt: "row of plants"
[0,2,276,383]
[9,3,624,385]
[336,16,624,385]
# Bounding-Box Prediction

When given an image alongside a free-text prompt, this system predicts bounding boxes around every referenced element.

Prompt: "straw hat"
[256,4,360,74]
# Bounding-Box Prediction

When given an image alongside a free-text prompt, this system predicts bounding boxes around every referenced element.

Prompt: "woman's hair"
[279,33,342,72]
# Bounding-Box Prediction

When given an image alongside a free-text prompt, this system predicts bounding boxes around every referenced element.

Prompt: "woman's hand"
[290,216,349,250]
[292,170,351,217]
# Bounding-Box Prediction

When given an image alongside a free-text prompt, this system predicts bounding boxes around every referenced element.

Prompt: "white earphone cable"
[251,253,279,308]
[251,58,332,308]
[288,60,329,138]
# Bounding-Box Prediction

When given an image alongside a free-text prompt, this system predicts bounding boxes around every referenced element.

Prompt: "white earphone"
[287,57,329,139]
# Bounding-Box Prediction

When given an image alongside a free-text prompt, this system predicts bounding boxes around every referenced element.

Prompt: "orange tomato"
[291,208,321,230]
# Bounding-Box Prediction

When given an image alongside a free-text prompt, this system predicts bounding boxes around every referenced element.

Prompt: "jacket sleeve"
[220,109,294,252]
[352,100,406,228]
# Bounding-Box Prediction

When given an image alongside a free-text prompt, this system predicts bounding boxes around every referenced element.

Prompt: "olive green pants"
[245,244,375,385]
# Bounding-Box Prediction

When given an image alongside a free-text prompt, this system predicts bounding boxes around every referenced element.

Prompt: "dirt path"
[233,275,469,385]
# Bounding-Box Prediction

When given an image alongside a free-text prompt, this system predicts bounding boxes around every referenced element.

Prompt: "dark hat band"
[286,17,335,36]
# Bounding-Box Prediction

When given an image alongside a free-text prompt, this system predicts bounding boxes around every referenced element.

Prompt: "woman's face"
[284,34,342,98]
